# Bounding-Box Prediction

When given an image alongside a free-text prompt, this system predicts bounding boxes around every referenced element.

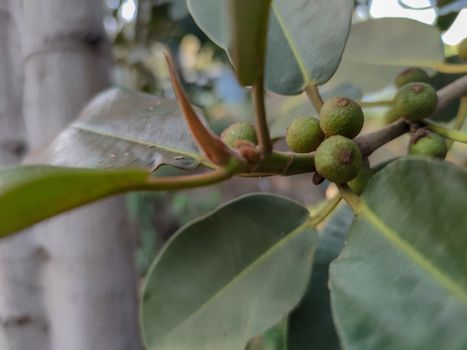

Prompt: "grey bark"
[0,1,142,349]
[0,2,50,350]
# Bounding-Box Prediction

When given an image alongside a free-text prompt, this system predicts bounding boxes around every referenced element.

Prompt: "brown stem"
[305,85,324,112]
[436,74,467,111]
[355,119,410,157]
[355,74,467,157]
[252,73,273,155]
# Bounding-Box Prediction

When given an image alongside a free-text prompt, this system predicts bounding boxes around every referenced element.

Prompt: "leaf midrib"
[271,3,313,87]
[73,123,202,162]
[359,201,467,305]
[153,216,315,344]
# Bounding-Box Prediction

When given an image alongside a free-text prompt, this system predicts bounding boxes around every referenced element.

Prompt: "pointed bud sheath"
[164,52,235,166]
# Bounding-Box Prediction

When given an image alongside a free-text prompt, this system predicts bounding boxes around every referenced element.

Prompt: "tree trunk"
[0,2,51,350]
[1,1,142,349]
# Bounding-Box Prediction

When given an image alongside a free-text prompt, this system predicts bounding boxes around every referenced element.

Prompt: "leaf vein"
[360,201,467,305]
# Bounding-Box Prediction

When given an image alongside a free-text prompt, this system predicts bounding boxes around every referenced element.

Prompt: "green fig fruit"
[409,133,447,159]
[319,96,364,139]
[393,82,437,122]
[315,135,362,183]
[286,116,324,153]
[458,37,467,61]
[221,122,257,148]
[395,67,430,87]
[348,165,374,194]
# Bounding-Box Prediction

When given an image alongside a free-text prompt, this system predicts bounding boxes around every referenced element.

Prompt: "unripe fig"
[395,67,430,87]
[286,116,324,153]
[319,97,364,139]
[409,133,447,159]
[393,82,437,122]
[221,122,257,148]
[348,165,374,194]
[315,135,362,183]
[458,37,467,61]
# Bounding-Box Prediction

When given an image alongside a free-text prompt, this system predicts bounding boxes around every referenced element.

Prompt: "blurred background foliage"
[103,4,466,344]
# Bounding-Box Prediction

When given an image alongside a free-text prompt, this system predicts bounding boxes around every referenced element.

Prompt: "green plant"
[1,3,467,350]
[285,116,324,153]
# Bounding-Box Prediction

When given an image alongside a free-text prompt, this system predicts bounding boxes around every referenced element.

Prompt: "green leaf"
[288,204,353,350]
[327,18,445,93]
[0,165,149,238]
[141,193,318,350]
[188,0,354,95]
[330,158,467,350]
[26,88,203,170]
[228,0,271,85]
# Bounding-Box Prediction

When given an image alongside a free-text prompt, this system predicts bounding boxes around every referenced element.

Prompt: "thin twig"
[144,166,235,190]
[425,121,467,144]
[436,74,467,111]
[355,75,467,156]
[305,85,324,112]
[447,97,467,149]
[310,194,342,226]
[252,73,273,155]
[359,100,393,108]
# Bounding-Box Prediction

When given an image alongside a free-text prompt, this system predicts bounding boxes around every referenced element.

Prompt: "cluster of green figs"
[220,39,467,190]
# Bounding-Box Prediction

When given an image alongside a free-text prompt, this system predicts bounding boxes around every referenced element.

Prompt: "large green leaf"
[327,18,445,93]
[26,88,202,170]
[288,204,353,350]
[0,165,149,237]
[330,158,467,350]
[141,193,318,350]
[188,0,353,94]
[227,0,271,85]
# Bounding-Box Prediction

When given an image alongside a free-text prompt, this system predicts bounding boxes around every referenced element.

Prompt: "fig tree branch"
[355,74,467,156]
